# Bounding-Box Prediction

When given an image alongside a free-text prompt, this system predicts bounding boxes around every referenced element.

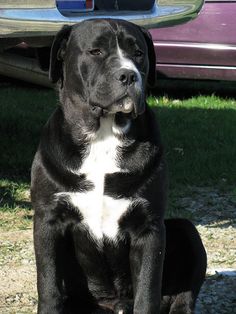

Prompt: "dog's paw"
[113,300,133,314]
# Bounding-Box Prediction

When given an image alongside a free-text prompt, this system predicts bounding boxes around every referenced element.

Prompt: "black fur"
[161,219,207,314]
[31,19,206,314]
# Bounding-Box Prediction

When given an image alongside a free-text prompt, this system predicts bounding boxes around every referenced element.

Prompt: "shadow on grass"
[152,79,236,100]
[0,185,31,211]
[0,85,56,181]
[152,106,236,187]
[195,270,236,313]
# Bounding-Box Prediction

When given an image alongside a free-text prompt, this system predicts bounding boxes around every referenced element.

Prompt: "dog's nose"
[115,69,138,86]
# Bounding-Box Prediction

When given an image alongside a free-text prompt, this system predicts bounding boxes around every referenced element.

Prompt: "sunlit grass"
[148,95,236,187]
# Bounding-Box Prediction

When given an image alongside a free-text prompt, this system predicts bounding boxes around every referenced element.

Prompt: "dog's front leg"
[130,223,166,314]
[34,213,65,314]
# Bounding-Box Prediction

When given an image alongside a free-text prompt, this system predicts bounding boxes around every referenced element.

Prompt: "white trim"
[154,42,236,51]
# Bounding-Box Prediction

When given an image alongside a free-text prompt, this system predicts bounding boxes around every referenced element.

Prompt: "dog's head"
[49,19,156,119]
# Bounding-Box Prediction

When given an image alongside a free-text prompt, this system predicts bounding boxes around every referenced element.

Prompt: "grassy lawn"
[0,83,236,227]
[150,95,236,186]
[0,86,56,229]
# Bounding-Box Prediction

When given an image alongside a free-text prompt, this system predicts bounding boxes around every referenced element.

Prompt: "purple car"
[1,0,235,85]
[150,0,236,81]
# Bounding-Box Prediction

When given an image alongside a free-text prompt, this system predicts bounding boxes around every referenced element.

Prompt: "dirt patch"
[0,187,235,313]
[196,273,236,314]
[0,229,37,313]
[173,186,236,313]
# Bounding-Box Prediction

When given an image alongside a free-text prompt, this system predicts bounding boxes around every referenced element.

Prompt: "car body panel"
[150,1,236,80]
[151,2,236,45]
[156,64,236,81]
[154,42,236,67]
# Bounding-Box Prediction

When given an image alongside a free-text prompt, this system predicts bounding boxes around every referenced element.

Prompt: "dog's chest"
[59,117,131,240]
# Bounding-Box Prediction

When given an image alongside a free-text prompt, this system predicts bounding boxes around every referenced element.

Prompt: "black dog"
[31,19,206,314]
[161,219,206,313]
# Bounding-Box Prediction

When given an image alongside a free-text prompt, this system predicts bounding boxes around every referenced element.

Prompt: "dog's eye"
[134,50,143,57]
[89,49,102,56]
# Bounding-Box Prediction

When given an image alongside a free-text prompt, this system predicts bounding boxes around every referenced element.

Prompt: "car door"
[150,0,236,81]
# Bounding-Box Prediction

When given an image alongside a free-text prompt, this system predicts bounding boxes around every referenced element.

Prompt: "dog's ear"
[141,27,156,88]
[49,25,72,84]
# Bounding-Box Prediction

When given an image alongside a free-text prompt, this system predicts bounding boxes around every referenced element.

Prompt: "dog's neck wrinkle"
[60,100,101,142]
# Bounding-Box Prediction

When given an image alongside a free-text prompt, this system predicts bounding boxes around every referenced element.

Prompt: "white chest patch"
[55,116,131,240]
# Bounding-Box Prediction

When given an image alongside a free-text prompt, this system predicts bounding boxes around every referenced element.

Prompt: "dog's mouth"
[107,96,134,114]
[90,92,143,118]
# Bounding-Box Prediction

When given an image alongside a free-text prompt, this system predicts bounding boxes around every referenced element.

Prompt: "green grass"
[0,87,56,179]
[0,86,56,228]
[148,95,236,187]
[0,84,236,223]
[0,179,30,211]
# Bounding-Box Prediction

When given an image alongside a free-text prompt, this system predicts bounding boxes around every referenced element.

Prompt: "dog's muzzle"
[90,68,144,118]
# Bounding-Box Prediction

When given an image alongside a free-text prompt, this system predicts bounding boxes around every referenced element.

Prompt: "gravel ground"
[0,186,235,313]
